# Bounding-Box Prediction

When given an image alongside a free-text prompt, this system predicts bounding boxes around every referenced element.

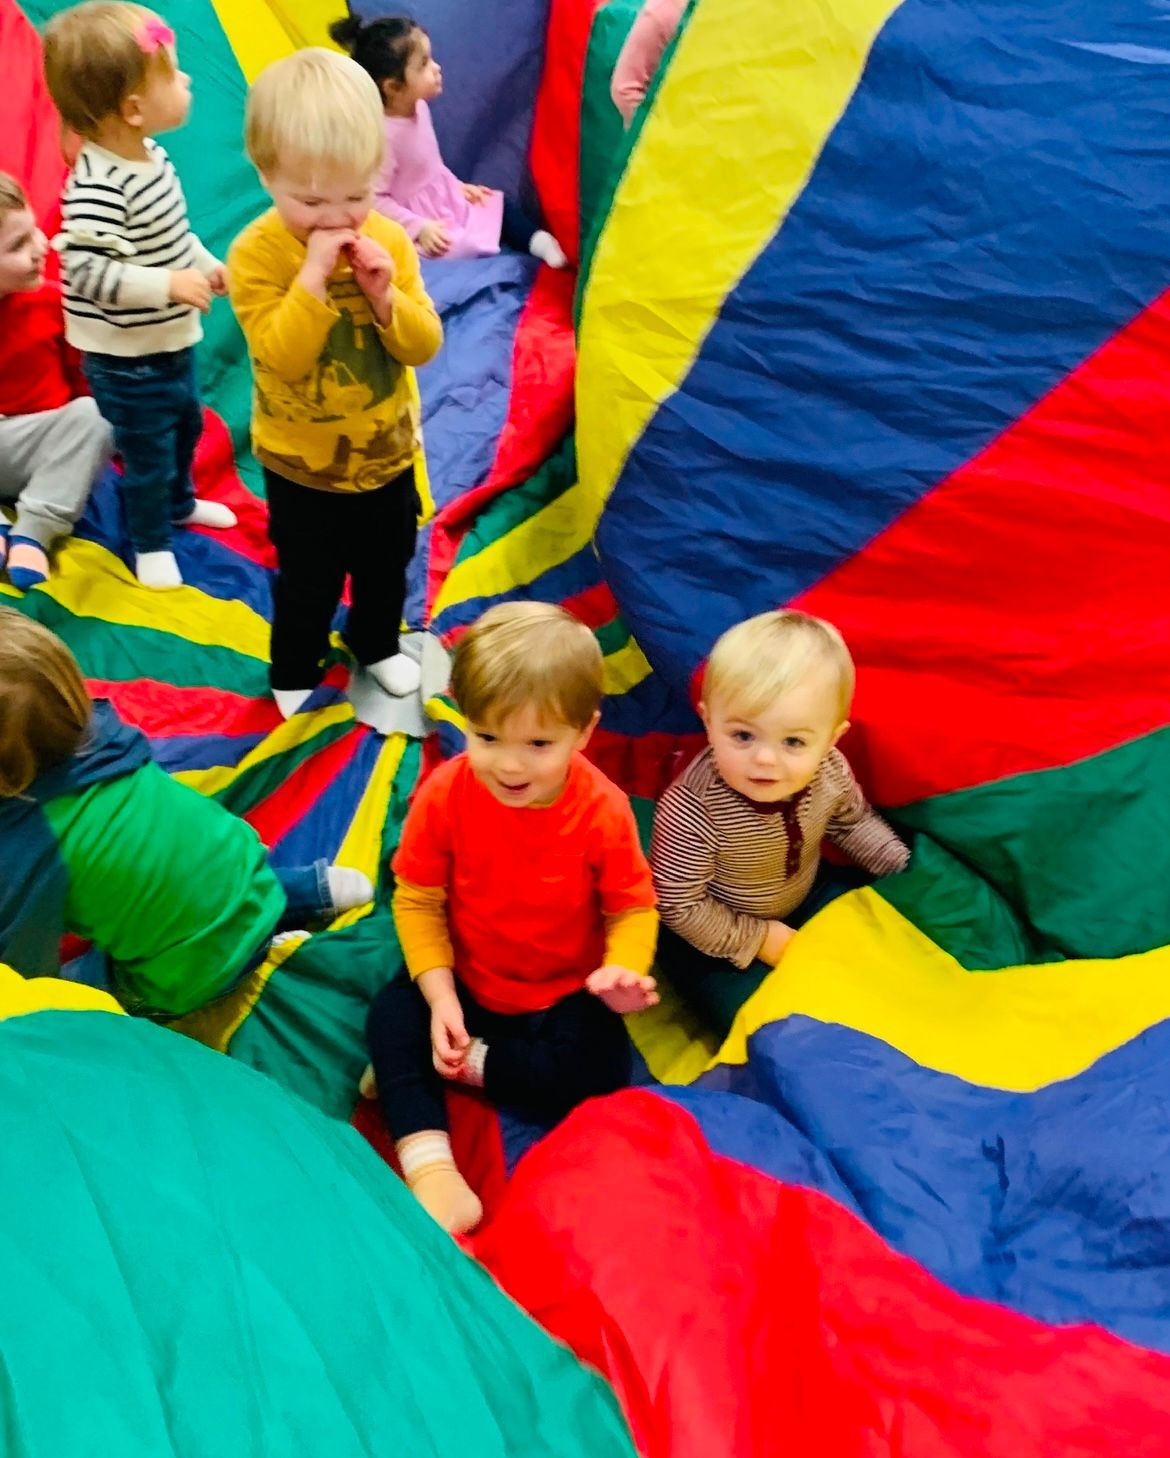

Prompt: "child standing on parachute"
[229,47,442,718]
[332,12,569,267]
[44,1,239,590]
[0,609,374,1018]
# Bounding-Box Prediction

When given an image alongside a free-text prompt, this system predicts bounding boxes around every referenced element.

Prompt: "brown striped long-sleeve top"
[650,747,910,968]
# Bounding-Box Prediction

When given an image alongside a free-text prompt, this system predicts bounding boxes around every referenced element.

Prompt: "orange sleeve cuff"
[603,905,660,977]
[392,879,454,979]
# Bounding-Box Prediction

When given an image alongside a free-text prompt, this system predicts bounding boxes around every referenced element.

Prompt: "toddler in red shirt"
[364,602,660,1234]
[0,173,112,589]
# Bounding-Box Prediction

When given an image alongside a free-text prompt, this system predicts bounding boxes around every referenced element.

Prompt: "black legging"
[500,196,540,253]
[367,972,632,1138]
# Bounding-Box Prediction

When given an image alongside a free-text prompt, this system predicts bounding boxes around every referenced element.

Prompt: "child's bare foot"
[585,965,660,1014]
[408,1165,483,1235]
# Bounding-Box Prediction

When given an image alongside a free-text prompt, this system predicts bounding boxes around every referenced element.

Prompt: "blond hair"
[451,602,603,731]
[0,174,29,224]
[245,48,384,183]
[0,610,92,797]
[43,2,176,137]
[703,610,855,723]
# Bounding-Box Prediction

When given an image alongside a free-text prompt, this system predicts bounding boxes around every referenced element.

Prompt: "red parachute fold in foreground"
[472,1092,1170,1458]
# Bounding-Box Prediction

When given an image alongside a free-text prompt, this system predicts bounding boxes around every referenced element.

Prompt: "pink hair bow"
[135,17,175,53]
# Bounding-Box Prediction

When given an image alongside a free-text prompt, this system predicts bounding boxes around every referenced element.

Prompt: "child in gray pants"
[0,173,111,590]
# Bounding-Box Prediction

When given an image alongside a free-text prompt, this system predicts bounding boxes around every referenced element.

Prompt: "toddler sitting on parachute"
[0,609,373,1016]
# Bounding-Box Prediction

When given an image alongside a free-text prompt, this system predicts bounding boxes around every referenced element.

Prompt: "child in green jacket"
[0,608,372,1015]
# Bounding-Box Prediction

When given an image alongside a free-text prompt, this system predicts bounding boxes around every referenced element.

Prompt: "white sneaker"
[135,551,182,589]
[367,652,422,697]
[273,687,313,719]
[179,500,238,529]
[326,865,374,915]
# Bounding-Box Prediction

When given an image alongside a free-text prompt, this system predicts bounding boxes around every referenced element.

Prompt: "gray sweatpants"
[0,397,113,548]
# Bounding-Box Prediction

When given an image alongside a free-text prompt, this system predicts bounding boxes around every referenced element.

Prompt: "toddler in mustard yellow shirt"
[229,48,442,718]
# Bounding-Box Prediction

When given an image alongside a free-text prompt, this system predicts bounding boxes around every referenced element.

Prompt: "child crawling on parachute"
[0,609,373,1016]
[363,602,660,1235]
[651,610,911,1038]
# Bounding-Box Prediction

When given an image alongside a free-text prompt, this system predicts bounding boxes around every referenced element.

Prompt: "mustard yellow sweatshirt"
[228,209,443,492]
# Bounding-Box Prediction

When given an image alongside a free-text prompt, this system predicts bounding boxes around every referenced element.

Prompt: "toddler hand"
[417,220,451,258]
[206,263,229,297]
[759,920,795,966]
[430,994,470,1077]
[461,183,491,206]
[169,268,212,312]
[586,965,660,1015]
[300,227,359,292]
[348,235,395,310]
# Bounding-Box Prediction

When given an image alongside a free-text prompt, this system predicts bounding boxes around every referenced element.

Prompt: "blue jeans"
[272,859,335,932]
[83,348,201,555]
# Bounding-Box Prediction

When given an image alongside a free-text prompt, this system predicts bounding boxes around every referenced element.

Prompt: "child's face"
[264,169,374,241]
[127,52,192,135]
[465,702,597,809]
[398,31,443,106]
[0,207,48,296]
[702,670,848,804]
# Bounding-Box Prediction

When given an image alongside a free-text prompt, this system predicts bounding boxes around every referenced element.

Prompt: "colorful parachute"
[3,0,1170,1451]
[0,964,635,1455]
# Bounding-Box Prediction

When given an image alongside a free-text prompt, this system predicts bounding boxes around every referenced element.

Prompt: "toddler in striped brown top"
[651,610,910,1037]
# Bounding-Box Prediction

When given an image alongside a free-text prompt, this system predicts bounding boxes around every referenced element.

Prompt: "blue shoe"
[6,535,49,591]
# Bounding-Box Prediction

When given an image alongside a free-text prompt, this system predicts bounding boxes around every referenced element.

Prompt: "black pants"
[501,197,539,253]
[366,973,632,1139]
[264,466,418,690]
[656,861,871,1040]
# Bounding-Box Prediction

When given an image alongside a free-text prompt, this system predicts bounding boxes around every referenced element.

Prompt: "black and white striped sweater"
[53,139,219,358]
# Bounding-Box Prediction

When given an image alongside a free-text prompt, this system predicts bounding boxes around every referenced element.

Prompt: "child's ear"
[575,710,601,752]
[380,77,397,104]
[120,92,145,128]
[831,719,851,747]
[697,700,711,731]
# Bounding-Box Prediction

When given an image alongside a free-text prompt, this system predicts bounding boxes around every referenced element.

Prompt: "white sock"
[273,687,313,719]
[135,551,182,589]
[179,500,238,530]
[529,229,568,269]
[326,865,374,915]
[397,1130,455,1180]
[367,652,421,697]
[448,1037,487,1088]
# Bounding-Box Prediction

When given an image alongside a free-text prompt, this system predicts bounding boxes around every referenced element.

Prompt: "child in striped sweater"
[43,2,238,590]
[651,611,911,1037]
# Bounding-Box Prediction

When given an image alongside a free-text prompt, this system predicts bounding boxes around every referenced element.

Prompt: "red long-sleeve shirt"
[0,283,87,417]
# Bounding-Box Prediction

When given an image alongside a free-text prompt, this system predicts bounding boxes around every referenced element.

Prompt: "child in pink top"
[611,0,688,126]
[331,14,569,268]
